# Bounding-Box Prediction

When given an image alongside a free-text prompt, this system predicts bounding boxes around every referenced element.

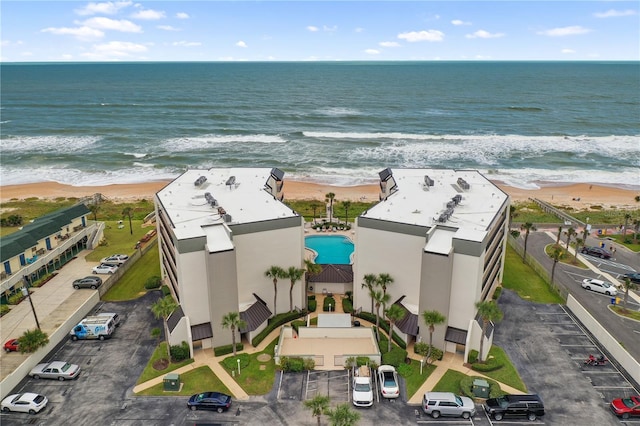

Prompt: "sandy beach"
[0,180,638,211]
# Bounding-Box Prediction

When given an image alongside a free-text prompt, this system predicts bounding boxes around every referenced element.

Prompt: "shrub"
[308,299,317,312]
[381,347,407,368]
[222,353,250,370]
[468,350,479,364]
[144,276,162,290]
[492,286,503,300]
[291,320,306,334]
[308,295,316,300]
[280,356,308,372]
[414,344,443,361]
[252,311,306,346]
[471,357,503,372]
[303,358,315,371]
[0,304,10,317]
[8,293,25,305]
[214,343,244,357]
[323,296,336,311]
[342,297,353,313]
[345,290,353,301]
[161,285,171,296]
[356,357,371,367]
[170,341,190,362]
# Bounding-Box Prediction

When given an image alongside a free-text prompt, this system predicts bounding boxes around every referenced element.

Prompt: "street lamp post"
[237,358,241,376]
[22,283,40,330]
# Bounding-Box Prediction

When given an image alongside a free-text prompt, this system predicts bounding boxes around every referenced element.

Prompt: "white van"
[70,316,115,340]
[96,312,121,327]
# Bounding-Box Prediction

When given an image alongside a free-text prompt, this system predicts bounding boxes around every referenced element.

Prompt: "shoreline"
[0,180,638,210]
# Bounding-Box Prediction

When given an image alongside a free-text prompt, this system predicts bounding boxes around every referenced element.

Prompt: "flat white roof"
[363,169,507,242]
[157,168,298,241]
[317,313,352,328]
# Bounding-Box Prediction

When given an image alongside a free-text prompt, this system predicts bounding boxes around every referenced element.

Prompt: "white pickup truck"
[352,366,374,407]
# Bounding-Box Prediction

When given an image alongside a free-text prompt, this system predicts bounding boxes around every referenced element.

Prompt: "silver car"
[30,361,80,381]
[1,393,48,414]
[92,264,118,274]
[581,278,618,296]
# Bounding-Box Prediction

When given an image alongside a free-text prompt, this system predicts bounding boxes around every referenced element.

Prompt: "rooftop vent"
[225,176,236,186]
[194,176,207,186]
[223,214,233,223]
[204,192,218,207]
[424,175,435,186]
[452,194,462,205]
[446,201,456,209]
[438,207,455,223]
[457,178,470,190]
[217,206,227,215]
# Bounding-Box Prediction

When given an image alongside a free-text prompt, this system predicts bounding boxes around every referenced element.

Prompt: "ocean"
[1,61,639,189]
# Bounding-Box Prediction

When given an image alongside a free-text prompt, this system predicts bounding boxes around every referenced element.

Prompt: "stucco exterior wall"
[207,249,239,347]
[449,251,483,330]
[177,250,210,325]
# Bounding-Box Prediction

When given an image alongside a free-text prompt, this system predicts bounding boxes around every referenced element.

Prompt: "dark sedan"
[581,246,612,259]
[72,276,103,289]
[187,392,232,413]
[623,272,640,284]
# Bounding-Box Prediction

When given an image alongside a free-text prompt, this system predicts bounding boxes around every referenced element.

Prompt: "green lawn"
[221,337,278,395]
[432,369,467,393]
[85,220,149,262]
[502,245,565,304]
[543,244,587,269]
[478,346,527,392]
[136,365,231,397]
[399,359,437,399]
[136,342,194,385]
[611,305,640,321]
[103,243,160,301]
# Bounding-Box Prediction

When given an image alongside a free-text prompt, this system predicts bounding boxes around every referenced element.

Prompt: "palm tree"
[151,295,179,361]
[221,312,247,357]
[385,304,406,353]
[555,225,563,247]
[304,259,322,296]
[621,277,637,312]
[285,266,305,312]
[623,213,631,239]
[325,192,336,223]
[475,301,503,363]
[574,237,584,263]
[564,227,576,251]
[303,395,330,426]
[422,310,446,364]
[509,205,517,228]
[377,273,394,312]
[371,289,390,340]
[122,206,134,235]
[632,219,640,244]
[326,403,361,426]
[88,203,100,222]
[310,201,322,224]
[265,266,285,316]
[361,274,378,313]
[550,246,563,285]
[520,222,537,263]
[341,200,352,225]
[18,328,49,354]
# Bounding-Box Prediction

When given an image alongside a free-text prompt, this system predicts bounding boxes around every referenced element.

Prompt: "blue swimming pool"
[305,235,354,265]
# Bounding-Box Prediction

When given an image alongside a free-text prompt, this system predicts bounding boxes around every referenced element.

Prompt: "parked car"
[581,278,618,296]
[610,395,640,419]
[352,366,373,407]
[581,246,612,259]
[73,276,103,289]
[623,272,640,284]
[29,361,80,381]
[484,394,545,421]
[423,392,476,419]
[187,392,232,413]
[377,365,400,399]
[100,254,129,264]
[3,338,19,353]
[92,264,118,274]
[1,393,48,414]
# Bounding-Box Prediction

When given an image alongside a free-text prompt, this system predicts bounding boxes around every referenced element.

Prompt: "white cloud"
[466,30,505,39]
[1,40,24,47]
[172,41,201,47]
[307,26,319,32]
[451,19,471,26]
[21,51,33,57]
[81,17,142,33]
[157,25,179,31]
[365,49,380,55]
[89,40,148,57]
[537,26,591,37]
[561,48,575,54]
[75,1,132,16]
[176,12,189,19]
[379,41,400,47]
[41,26,104,41]
[593,9,637,18]
[323,25,337,32]
[397,30,444,42]
[130,9,166,20]
[236,41,247,48]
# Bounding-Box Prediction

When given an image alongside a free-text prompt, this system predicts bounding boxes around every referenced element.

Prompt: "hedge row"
[342,298,353,313]
[381,346,408,368]
[308,299,317,312]
[252,311,306,347]
[280,356,315,372]
[323,296,336,311]
[355,312,407,349]
[214,343,244,357]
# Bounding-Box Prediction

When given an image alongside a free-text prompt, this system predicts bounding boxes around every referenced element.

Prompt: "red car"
[610,395,640,419]
[4,338,20,353]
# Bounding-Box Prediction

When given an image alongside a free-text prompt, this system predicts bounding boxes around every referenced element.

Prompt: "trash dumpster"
[472,378,490,398]
[611,298,617,305]
[163,373,180,391]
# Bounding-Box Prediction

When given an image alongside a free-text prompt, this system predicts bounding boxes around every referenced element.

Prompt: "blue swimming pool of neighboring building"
[305,235,354,264]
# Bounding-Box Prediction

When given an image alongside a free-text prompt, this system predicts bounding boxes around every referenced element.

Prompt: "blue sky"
[1,1,638,62]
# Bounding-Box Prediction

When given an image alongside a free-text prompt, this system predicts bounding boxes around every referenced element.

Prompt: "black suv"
[581,246,612,259]
[484,394,545,421]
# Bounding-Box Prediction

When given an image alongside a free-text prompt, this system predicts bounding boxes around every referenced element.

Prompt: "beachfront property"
[0,204,95,300]
[155,167,508,362]
[353,168,509,361]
